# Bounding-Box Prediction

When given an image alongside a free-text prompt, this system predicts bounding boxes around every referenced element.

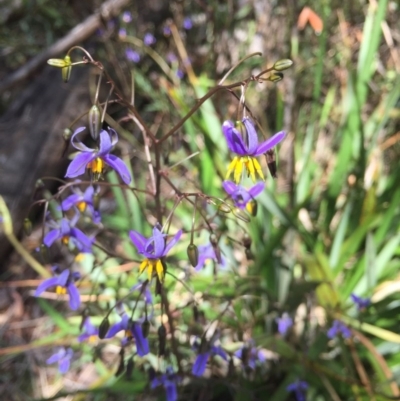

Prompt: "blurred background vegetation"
[1,0,400,400]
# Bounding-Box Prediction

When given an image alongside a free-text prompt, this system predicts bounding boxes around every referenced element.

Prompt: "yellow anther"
[62,236,69,245]
[87,158,104,174]
[77,201,87,212]
[56,286,67,295]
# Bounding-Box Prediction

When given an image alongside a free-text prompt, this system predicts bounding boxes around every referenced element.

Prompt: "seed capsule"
[115,348,125,377]
[209,233,218,246]
[98,316,110,339]
[245,248,254,260]
[61,55,72,83]
[142,320,150,338]
[269,72,284,83]
[158,324,167,356]
[187,243,199,267]
[40,244,49,263]
[126,356,134,379]
[273,59,293,71]
[218,203,232,214]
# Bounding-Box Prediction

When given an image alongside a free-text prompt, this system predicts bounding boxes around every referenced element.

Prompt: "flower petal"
[222,180,237,196]
[130,230,147,253]
[248,182,265,198]
[60,194,81,211]
[43,228,60,247]
[98,130,113,155]
[70,227,93,249]
[254,131,286,155]
[222,121,247,155]
[102,154,131,184]
[242,118,259,154]
[192,352,209,376]
[58,356,71,374]
[71,127,92,152]
[163,230,182,256]
[57,269,70,287]
[67,283,81,310]
[132,323,149,356]
[106,316,129,338]
[65,152,96,178]
[165,383,178,401]
[35,277,59,296]
[46,348,66,364]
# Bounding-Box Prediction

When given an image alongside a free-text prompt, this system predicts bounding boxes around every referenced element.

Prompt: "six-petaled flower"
[222,180,264,212]
[60,185,101,223]
[234,342,266,370]
[276,312,293,336]
[194,243,226,271]
[192,337,228,376]
[35,269,81,310]
[105,312,149,356]
[286,379,309,401]
[44,216,93,252]
[65,127,131,185]
[327,319,351,339]
[129,225,182,282]
[351,293,371,311]
[223,118,285,183]
[151,366,181,401]
[46,347,74,374]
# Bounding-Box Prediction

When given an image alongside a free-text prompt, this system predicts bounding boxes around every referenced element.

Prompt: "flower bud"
[209,233,218,246]
[242,233,252,249]
[126,356,134,379]
[273,59,293,71]
[218,203,232,214]
[142,319,150,338]
[268,72,284,83]
[98,316,110,339]
[246,199,258,217]
[23,218,32,236]
[187,243,199,267]
[62,55,72,83]
[158,324,167,356]
[62,128,72,142]
[88,105,101,140]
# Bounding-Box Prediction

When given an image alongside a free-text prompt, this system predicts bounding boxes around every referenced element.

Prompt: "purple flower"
[131,280,153,305]
[166,52,178,63]
[351,293,371,311]
[65,127,131,185]
[192,338,228,376]
[286,380,308,401]
[194,243,226,271]
[235,343,266,370]
[129,225,182,281]
[46,347,74,374]
[119,28,127,38]
[125,48,140,63]
[44,216,93,252]
[176,69,185,79]
[144,33,156,46]
[327,319,351,339]
[183,17,193,30]
[276,313,293,336]
[106,313,149,356]
[222,180,264,210]
[151,367,180,401]
[223,118,285,183]
[60,185,101,223]
[163,26,171,36]
[122,11,132,23]
[78,317,98,342]
[35,269,81,310]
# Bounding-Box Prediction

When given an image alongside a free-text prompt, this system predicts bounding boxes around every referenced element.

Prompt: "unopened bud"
[209,233,218,246]
[88,105,101,140]
[218,203,232,214]
[98,316,110,339]
[142,320,150,338]
[158,324,167,356]
[62,128,72,142]
[246,199,258,217]
[62,55,72,83]
[242,233,252,249]
[273,59,293,71]
[126,356,134,379]
[187,243,199,267]
[40,244,49,263]
[269,72,284,83]
[23,218,32,236]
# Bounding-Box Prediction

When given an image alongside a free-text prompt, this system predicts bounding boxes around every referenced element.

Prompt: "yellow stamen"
[234,158,244,184]
[56,286,67,295]
[61,236,69,245]
[139,258,165,282]
[75,253,85,262]
[125,329,133,339]
[87,158,104,174]
[77,201,87,212]
[246,202,253,215]
[226,157,239,181]
[251,157,265,181]
[88,335,97,343]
